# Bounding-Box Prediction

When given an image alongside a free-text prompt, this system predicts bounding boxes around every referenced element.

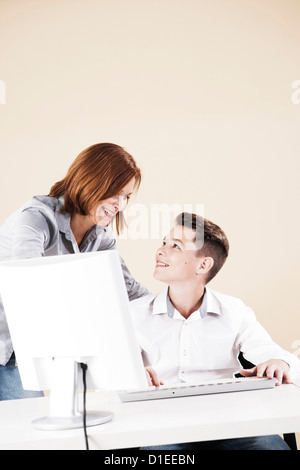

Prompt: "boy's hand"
[239,359,291,385]
[145,366,164,387]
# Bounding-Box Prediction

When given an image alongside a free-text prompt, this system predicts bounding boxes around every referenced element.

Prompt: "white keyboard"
[118,376,277,402]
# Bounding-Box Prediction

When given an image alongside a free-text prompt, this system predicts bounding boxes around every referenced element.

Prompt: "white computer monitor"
[0,250,147,430]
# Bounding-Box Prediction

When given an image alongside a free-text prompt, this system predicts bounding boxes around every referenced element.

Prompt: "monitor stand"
[32,358,113,431]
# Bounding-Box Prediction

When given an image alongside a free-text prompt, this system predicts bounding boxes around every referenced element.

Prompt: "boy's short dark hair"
[175,212,229,283]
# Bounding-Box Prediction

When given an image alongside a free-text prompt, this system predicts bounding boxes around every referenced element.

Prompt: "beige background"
[1,0,300,441]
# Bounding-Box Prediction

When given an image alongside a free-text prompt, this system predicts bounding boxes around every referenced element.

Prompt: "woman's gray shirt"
[0,195,148,365]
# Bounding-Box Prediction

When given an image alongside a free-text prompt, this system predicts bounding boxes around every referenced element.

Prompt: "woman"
[0,142,149,400]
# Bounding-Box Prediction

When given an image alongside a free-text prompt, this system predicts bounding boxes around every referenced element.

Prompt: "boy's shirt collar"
[153,286,222,318]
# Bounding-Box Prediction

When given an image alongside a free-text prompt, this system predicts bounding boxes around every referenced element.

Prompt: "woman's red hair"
[49,143,141,234]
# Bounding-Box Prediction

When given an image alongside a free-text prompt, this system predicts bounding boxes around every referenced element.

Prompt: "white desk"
[0,383,299,450]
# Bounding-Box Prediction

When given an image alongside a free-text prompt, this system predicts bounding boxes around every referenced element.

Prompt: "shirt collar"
[55,196,72,235]
[153,286,222,318]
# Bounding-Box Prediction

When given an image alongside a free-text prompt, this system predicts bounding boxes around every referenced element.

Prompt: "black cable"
[80,362,89,450]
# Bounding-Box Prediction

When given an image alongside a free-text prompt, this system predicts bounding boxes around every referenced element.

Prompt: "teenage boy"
[130,213,300,450]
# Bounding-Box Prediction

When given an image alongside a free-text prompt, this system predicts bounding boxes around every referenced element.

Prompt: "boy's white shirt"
[130,286,300,384]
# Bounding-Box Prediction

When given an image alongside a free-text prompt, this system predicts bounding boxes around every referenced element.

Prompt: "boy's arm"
[145,366,164,387]
[236,303,300,380]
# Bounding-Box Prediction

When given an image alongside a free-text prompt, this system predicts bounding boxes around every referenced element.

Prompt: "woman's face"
[93,177,135,227]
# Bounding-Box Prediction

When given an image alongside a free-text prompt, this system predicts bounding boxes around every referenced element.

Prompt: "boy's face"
[154,225,201,284]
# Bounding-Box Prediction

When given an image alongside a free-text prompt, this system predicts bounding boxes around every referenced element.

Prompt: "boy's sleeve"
[236,304,300,376]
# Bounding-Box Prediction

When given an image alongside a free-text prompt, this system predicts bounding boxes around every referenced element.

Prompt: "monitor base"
[32,410,113,430]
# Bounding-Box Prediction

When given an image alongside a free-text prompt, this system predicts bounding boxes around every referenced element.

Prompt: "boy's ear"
[196,257,214,275]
